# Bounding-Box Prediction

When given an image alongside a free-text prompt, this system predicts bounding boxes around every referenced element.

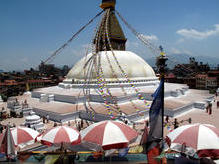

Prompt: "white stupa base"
[24,112,44,131]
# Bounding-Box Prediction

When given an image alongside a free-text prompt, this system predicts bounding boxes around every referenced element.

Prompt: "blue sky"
[0,0,219,71]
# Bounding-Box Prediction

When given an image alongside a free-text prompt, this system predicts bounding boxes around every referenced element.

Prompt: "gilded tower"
[94,0,127,52]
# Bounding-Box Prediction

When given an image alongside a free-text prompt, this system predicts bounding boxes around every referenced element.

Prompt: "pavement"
[176,96,219,129]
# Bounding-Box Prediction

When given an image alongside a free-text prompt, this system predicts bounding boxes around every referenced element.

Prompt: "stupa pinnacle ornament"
[94,0,126,52]
[100,0,116,10]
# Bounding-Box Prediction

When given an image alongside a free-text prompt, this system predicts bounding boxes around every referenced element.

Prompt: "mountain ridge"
[144,53,219,68]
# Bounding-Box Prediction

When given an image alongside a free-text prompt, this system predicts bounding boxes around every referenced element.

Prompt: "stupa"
[60,51,158,88]
[24,111,44,131]
[60,0,158,88]
[17,0,213,123]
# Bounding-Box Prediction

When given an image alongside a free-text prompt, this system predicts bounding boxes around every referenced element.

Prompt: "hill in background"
[145,53,219,68]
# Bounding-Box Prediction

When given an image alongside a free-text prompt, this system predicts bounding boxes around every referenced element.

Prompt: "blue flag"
[146,79,164,152]
[118,147,129,157]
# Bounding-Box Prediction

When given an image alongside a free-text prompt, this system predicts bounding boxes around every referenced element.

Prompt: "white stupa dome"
[64,51,157,83]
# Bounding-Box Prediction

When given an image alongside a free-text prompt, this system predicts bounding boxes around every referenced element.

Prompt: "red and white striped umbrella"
[166,124,219,158]
[11,126,39,147]
[81,120,138,150]
[40,126,81,146]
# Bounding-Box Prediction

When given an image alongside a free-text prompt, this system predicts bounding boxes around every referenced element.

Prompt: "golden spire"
[100,0,116,10]
[94,0,126,52]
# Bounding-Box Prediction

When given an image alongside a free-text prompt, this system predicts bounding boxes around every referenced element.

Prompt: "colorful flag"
[146,79,164,163]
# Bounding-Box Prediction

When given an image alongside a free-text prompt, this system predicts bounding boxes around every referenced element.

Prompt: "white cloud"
[126,40,141,50]
[176,24,219,39]
[138,34,158,41]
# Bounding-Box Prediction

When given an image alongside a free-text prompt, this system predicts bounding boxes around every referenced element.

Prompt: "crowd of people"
[164,116,192,133]
[51,119,88,132]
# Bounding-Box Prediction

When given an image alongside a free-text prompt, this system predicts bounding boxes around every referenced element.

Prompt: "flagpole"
[156,46,168,141]
[144,46,168,163]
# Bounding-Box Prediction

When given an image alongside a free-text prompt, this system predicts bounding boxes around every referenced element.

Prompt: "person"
[86,120,90,126]
[209,103,212,115]
[173,118,179,129]
[68,121,71,126]
[8,122,11,127]
[54,122,57,127]
[124,120,128,124]
[46,114,49,123]
[22,99,28,108]
[146,120,149,127]
[77,121,81,131]
[0,124,3,133]
[188,117,192,124]
[206,104,209,113]
[132,122,136,130]
[80,119,84,129]
[165,116,169,123]
[43,116,46,123]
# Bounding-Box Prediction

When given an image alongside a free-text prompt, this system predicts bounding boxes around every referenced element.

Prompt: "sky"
[0,0,219,71]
